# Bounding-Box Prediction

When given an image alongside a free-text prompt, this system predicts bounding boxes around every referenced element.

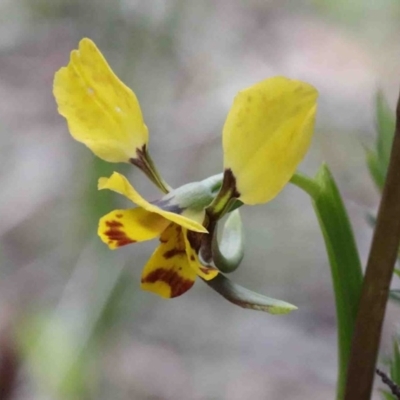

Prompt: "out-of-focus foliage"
[366,93,396,190]
[380,338,400,400]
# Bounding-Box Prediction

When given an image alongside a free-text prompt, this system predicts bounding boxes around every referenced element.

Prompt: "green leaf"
[376,91,396,171]
[203,274,297,314]
[394,269,400,279]
[381,389,396,400]
[366,147,386,190]
[390,338,400,385]
[366,92,396,192]
[291,166,363,400]
[212,210,245,273]
[313,165,363,399]
[17,314,89,398]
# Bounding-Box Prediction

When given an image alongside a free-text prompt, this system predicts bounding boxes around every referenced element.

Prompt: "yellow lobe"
[98,208,170,249]
[98,172,208,233]
[141,224,197,298]
[53,38,148,163]
[222,76,318,205]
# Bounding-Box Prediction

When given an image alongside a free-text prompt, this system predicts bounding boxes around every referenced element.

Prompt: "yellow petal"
[99,172,208,233]
[183,229,219,281]
[141,224,197,298]
[222,76,318,205]
[53,38,148,163]
[98,208,170,249]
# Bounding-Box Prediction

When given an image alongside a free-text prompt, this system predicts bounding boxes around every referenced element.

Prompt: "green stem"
[290,172,320,198]
[344,89,400,400]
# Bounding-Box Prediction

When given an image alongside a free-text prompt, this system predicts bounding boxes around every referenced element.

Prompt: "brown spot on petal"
[104,220,136,247]
[117,238,136,247]
[142,268,194,298]
[115,213,123,219]
[190,255,195,261]
[105,220,122,228]
[200,266,216,275]
[163,248,186,259]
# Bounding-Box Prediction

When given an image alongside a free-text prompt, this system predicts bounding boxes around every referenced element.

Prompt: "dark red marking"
[142,268,194,297]
[106,220,122,228]
[104,220,136,247]
[190,255,195,261]
[115,213,123,219]
[186,230,202,252]
[163,248,185,259]
[200,266,215,275]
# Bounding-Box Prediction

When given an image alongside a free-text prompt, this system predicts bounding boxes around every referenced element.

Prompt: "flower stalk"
[344,88,400,400]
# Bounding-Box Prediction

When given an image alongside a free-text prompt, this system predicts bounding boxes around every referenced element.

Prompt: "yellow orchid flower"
[97,172,218,298]
[53,37,318,303]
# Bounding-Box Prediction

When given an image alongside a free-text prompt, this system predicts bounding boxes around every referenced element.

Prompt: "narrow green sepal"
[203,274,297,314]
[212,210,244,273]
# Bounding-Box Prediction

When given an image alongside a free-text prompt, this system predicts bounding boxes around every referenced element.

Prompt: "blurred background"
[0,0,399,399]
